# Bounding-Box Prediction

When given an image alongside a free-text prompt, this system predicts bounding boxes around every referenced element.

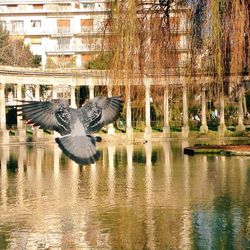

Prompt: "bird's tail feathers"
[55,134,100,165]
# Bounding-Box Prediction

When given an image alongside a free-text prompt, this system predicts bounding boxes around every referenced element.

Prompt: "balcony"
[57,27,71,34]
[9,27,53,36]
[81,26,93,33]
[46,43,104,54]
[0,1,110,14]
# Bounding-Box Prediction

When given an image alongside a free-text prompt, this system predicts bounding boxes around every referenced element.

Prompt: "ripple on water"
[0,141,249,249]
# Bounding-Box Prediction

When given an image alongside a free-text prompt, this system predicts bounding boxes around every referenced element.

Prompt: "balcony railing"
[81,27,93,33]
[57,27,71,34]
[0,2,109,13]
[46,43,104,53]
[12,28,24,34]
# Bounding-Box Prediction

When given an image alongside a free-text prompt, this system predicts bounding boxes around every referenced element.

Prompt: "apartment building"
[141,1,190,69]
[0,0,190,69]
[0,0,111,68]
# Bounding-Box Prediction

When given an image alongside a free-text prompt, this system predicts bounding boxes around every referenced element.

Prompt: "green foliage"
[0,24,39,67]
[0,25,8,48]
[46,57,57,69]
[32,55,41,67]
[85,53,111,70]
[0,231,10,250]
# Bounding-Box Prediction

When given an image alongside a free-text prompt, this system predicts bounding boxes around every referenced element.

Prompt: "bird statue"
[16,96,122,165]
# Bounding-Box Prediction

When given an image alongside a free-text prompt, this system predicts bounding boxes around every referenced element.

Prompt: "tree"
[0,24,39,67]
[85,52,111,69]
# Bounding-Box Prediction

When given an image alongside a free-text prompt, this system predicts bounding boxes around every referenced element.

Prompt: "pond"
[0,140,249,249]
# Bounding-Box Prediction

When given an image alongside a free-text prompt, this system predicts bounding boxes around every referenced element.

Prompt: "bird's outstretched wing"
[79,96,122,133]
[16,99,72,135]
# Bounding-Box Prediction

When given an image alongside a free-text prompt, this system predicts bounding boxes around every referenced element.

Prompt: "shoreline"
[1,131,250,146]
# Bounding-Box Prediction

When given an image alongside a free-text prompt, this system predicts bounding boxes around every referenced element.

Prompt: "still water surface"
[0,141,249,249]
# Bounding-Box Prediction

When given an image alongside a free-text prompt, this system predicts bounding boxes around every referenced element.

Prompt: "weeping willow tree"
[98,0,249,130]
[209,0,249,129]
[229,0,249,128]
[190,0,249,130]
[99,0,187,129]
[230,0,249,78]
[208,0,228,130]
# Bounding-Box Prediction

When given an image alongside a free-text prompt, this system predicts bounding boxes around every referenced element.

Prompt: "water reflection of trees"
[0,142,249,249]
[193,194,249,249]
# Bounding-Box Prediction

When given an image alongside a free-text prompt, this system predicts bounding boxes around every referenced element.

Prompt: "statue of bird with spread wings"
[16,96,123,165]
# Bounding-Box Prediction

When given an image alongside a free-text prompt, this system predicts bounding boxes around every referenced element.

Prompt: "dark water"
[0,141,249,249]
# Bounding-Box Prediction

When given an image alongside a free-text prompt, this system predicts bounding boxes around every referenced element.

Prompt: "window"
[81,54,93,64]
[81,37,94,50]
[57,19,70,33]
[33,4,44,9]
[7,5,18,10]
[75,3,80,9]
[31,20,41,28]
[57,37,71,50]
[169,16,180,32]
[179,36,187,50]
[58,3,71,7]
[98,19,111,32]
[80,19,93,32]
[105,2,112,9]
[57,55,72,67]
[82,3,95,9]
[30,38,42,44]
[11,20,24,34]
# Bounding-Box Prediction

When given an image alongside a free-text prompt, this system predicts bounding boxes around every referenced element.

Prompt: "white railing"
[46,43,104,53]
[0,2,109,13]
[57,27,71,34]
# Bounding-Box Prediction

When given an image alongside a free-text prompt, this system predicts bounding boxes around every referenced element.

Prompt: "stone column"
[52,85,57,99]
[236,85,245,132]
[107,84,115,135]
[76,54,82,68]
[181,84,189,138]
[0,83,8,142]
[34,85,43,139]
[200,85,208,133]
[89,84,94,100]
[218,91,227,134]
[25,85,34,101]
[70,85,77,108]
[126,84,133,139]
[41,52,47,70]
[144,80,152,140]
[35,84,40,101]
[16,84,26,141]
[51,85,60,137]
[16,83,22,127]
[163,84,170,136]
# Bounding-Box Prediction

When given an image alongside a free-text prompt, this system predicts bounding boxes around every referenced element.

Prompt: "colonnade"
[0,79,248,143]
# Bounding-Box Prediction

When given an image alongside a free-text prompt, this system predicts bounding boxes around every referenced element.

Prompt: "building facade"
[0,0,111,68]
[0,0,190,70]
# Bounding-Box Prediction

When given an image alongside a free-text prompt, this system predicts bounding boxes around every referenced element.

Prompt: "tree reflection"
[0,142,249,249]
[193,194,248,249]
